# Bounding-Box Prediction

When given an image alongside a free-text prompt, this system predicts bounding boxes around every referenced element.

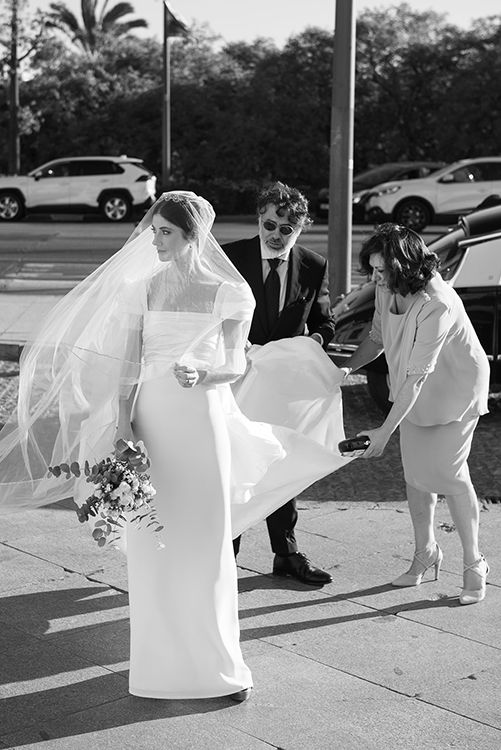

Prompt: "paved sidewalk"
[0,368,500,748]
[0,285,500,749]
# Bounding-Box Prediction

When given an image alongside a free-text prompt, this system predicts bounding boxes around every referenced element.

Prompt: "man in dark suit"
[223,181,335,585]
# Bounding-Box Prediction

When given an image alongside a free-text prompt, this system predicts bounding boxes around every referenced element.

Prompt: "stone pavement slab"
[237,573,501,693]
[0,374,500,748]
[232,642,501,750]
[0,294,62,345]
[48,618,130,674]
[0,543,69,596]
[2,699,272,750]
[418,668,501,729]
[2,511,501,749]
[0,639,129,735]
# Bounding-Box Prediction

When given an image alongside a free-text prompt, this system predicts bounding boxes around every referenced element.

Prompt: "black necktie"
[264,258,282,331]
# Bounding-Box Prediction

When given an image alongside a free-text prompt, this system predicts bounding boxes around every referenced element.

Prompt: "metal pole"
[9,0,20,175]
[328,0,355,300]
[161,3,171,189]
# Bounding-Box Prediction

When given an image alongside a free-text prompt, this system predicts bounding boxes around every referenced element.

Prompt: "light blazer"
[223,235,335,347]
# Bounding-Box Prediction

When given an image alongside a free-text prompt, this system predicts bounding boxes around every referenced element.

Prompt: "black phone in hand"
[338,435,370,457]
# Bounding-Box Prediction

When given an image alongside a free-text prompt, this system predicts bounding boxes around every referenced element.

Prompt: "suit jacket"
[222,236,335,348]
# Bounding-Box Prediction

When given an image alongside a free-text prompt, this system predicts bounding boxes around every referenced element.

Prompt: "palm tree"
[46,0,148,54]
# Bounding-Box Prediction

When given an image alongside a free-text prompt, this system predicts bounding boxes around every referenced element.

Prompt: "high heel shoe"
[391,544,443,587]
[459,555,489,605]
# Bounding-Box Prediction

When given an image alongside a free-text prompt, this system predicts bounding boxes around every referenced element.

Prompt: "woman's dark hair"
[359,223,439,295]
[153,198,199,241]
[257,181,312,227]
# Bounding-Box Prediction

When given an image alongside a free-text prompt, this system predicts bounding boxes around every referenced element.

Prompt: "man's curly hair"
[256,181,312,227]
[359,223,439,295]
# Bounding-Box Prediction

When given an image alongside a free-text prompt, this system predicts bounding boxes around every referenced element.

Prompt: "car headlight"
[352,191,367,204]
[373,185,401,197]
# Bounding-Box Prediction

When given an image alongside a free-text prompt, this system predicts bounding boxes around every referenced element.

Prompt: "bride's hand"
[174,362,201,388]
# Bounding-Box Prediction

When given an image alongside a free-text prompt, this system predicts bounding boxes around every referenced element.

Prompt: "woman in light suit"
[344,224,490,605]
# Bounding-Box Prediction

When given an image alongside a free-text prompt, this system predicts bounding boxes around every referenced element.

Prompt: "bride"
[0,191,352,702]
[123,193,258,700]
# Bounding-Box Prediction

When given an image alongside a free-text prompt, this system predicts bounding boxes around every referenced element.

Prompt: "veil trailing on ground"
[0,191,255,511]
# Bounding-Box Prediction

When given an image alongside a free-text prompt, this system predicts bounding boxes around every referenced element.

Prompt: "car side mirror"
[440,174,454,184]
[33,172,42,181]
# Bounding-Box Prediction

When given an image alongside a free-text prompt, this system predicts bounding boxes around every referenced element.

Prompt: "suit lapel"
[243,237,268,333]
[284,244,302,308]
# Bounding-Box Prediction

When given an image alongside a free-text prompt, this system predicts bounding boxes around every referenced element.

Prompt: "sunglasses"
[261,219,299,236]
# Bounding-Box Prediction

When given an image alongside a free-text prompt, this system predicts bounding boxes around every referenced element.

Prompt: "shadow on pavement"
[238,592,460,643]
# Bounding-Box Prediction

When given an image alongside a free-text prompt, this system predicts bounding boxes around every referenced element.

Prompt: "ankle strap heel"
[391,544,443,588]
[460,555,489,605]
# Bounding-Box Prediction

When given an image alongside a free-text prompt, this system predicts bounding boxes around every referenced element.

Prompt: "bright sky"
[34,0,501,47]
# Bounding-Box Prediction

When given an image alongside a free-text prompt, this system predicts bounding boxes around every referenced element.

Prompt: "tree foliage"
[46,0,148,54]
[1,4,501,211]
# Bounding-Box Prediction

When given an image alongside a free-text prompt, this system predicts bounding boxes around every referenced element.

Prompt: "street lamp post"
[9,0,20,175]
[161,1,188,191]
[328,0,355,301]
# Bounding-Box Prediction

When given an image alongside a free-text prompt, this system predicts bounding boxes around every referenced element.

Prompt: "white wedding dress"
[128,305,253,698]
[126,291,351,699]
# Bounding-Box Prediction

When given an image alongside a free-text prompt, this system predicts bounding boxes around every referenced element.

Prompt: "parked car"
[316,161,446,222]
[365,156,501,232]
[329,204,501,412]
[0,156,157,222]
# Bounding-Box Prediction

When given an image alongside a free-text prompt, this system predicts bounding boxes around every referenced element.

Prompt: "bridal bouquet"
[48,439,163,548]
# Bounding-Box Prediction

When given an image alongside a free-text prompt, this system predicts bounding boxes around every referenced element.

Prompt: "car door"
[435,162,501,214]
[68,160,118,207]
[452,234,501,381]
[457,286,500,381]
[28,161,72,208]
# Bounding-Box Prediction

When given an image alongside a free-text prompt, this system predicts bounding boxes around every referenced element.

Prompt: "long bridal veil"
[0,191,256,511]
[0,190,353,537]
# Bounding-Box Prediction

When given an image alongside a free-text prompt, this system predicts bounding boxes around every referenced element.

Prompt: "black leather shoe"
[273,552,332,585]
[229,687,252,702]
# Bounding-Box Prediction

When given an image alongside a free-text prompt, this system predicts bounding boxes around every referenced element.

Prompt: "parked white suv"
[365,156,501,231]
[0,155,157,222]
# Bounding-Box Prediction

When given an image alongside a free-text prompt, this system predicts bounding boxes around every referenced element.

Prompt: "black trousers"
[233,498,299,557]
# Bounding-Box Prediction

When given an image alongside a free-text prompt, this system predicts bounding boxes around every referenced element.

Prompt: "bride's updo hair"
[153,196,200,241]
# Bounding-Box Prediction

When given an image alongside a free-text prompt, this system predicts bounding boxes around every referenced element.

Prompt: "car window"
[397,169,419,180]
[38,162,71,178]
[470,162,501,181]
[353,166,402,188]
[418,166,438,178]
[71,160,124,176]
[449,167,476,183]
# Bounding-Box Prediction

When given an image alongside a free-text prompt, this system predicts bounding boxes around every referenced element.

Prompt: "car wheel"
[0,192,25,221]
[394,199,431,232]
[100,194,131,222]
[366,370,391,415]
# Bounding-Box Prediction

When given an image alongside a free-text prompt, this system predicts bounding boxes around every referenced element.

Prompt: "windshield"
[428,160,468,181]
[353,165,403,188]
